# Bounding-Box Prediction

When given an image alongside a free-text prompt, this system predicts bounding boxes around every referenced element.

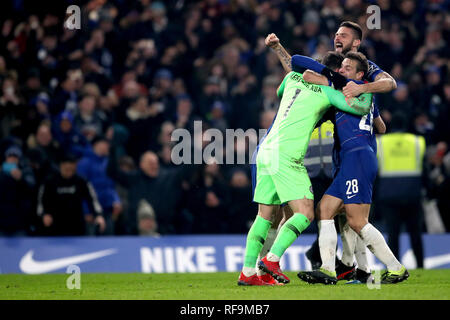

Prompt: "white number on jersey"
[358,103,375,133]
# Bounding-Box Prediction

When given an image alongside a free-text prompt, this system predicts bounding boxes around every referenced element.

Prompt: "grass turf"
[0,269,449,300]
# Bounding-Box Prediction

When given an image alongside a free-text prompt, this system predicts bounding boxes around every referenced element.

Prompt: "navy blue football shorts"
[325,146,377,204]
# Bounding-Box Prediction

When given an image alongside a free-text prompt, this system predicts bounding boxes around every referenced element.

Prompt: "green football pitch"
[0,270,449,300]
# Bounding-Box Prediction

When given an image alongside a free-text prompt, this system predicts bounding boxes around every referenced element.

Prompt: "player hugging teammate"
[238,21,409,286]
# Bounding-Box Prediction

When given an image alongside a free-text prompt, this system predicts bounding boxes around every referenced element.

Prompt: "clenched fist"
[265,33,280,49]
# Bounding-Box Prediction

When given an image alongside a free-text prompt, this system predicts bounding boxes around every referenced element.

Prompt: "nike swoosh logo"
[425,253,450,269]
[19,249,117,274]
[347,194,357,199]
[402,249,450,269]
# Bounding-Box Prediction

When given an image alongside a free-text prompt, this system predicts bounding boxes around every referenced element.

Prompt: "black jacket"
[0,167,35,234]
[37,174,102,235]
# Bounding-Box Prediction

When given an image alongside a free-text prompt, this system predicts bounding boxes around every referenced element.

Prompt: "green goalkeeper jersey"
[259,71,372,161]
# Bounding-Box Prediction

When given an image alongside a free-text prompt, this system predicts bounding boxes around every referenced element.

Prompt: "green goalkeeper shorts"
[253,151,314,205]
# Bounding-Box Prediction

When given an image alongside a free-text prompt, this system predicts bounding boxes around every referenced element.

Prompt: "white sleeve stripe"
[87,182,103,214]
[37,185,45,216]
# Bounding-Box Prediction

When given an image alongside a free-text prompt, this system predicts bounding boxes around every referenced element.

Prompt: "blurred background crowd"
[0,0,449,237]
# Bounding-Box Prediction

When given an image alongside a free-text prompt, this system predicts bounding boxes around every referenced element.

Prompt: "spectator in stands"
[84,28,113,79]
[37,153,105,236]
[258,75,281,112]
[229,63,259,131]
[123,95,164,162]
[0,146,35,236]
[77,136,122,235]
[0,76,27,141]
[149,69,176,119]
[227,168,256,233]
[107,148,190,235]
[52,111,89,158]
[73,94,108,143]
[49,70,82,116]
[186,158,231,234]
[427,142,450,231]
[172,94,197,131]
[208,100,228,133]
[137,199,160,237]
[26,147,58,235]
[157,121,175,149]
[31,92,51,124]
[198,76,226,121]
[27,121,61,167]
[375,113,426,268]
[113,155,136,235]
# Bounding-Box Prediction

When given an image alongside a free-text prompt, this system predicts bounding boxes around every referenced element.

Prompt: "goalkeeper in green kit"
[238,51,373,286]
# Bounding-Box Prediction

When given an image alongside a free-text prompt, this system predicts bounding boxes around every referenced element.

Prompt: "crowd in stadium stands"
[0,0,449,236]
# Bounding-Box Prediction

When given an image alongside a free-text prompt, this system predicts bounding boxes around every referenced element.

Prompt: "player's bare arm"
[265,33,292,73]
[303,70,329,86]
[342,71,397,97]
[374,115,386,134]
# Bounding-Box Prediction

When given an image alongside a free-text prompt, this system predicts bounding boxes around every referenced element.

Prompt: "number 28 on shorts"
[346,179,359,199]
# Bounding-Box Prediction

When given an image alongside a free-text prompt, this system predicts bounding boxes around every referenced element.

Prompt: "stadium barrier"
[1,234,449,274]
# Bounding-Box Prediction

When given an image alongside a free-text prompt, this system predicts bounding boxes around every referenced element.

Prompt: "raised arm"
[265,33,292,73]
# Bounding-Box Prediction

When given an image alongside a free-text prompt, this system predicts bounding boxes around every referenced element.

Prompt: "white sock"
[359,223,402,271]
[354,236,370,273]
[242,267,256,277]
[266,252,280,262]
[318,220,337,273]
[257,228,277,275]
[339,218,357,267]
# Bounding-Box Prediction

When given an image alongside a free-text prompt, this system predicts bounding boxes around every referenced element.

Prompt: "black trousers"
[379,200,424,268]
[437,178,450,232]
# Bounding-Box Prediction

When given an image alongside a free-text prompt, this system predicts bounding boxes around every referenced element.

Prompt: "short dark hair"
[340,21,363,40]
[321,51,345,71]
[345,52,369,77]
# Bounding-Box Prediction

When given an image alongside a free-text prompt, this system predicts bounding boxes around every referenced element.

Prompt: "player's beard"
[335,42,353,54]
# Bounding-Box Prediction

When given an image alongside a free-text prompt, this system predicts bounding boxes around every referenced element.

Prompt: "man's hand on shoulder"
[343,81,364,98]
